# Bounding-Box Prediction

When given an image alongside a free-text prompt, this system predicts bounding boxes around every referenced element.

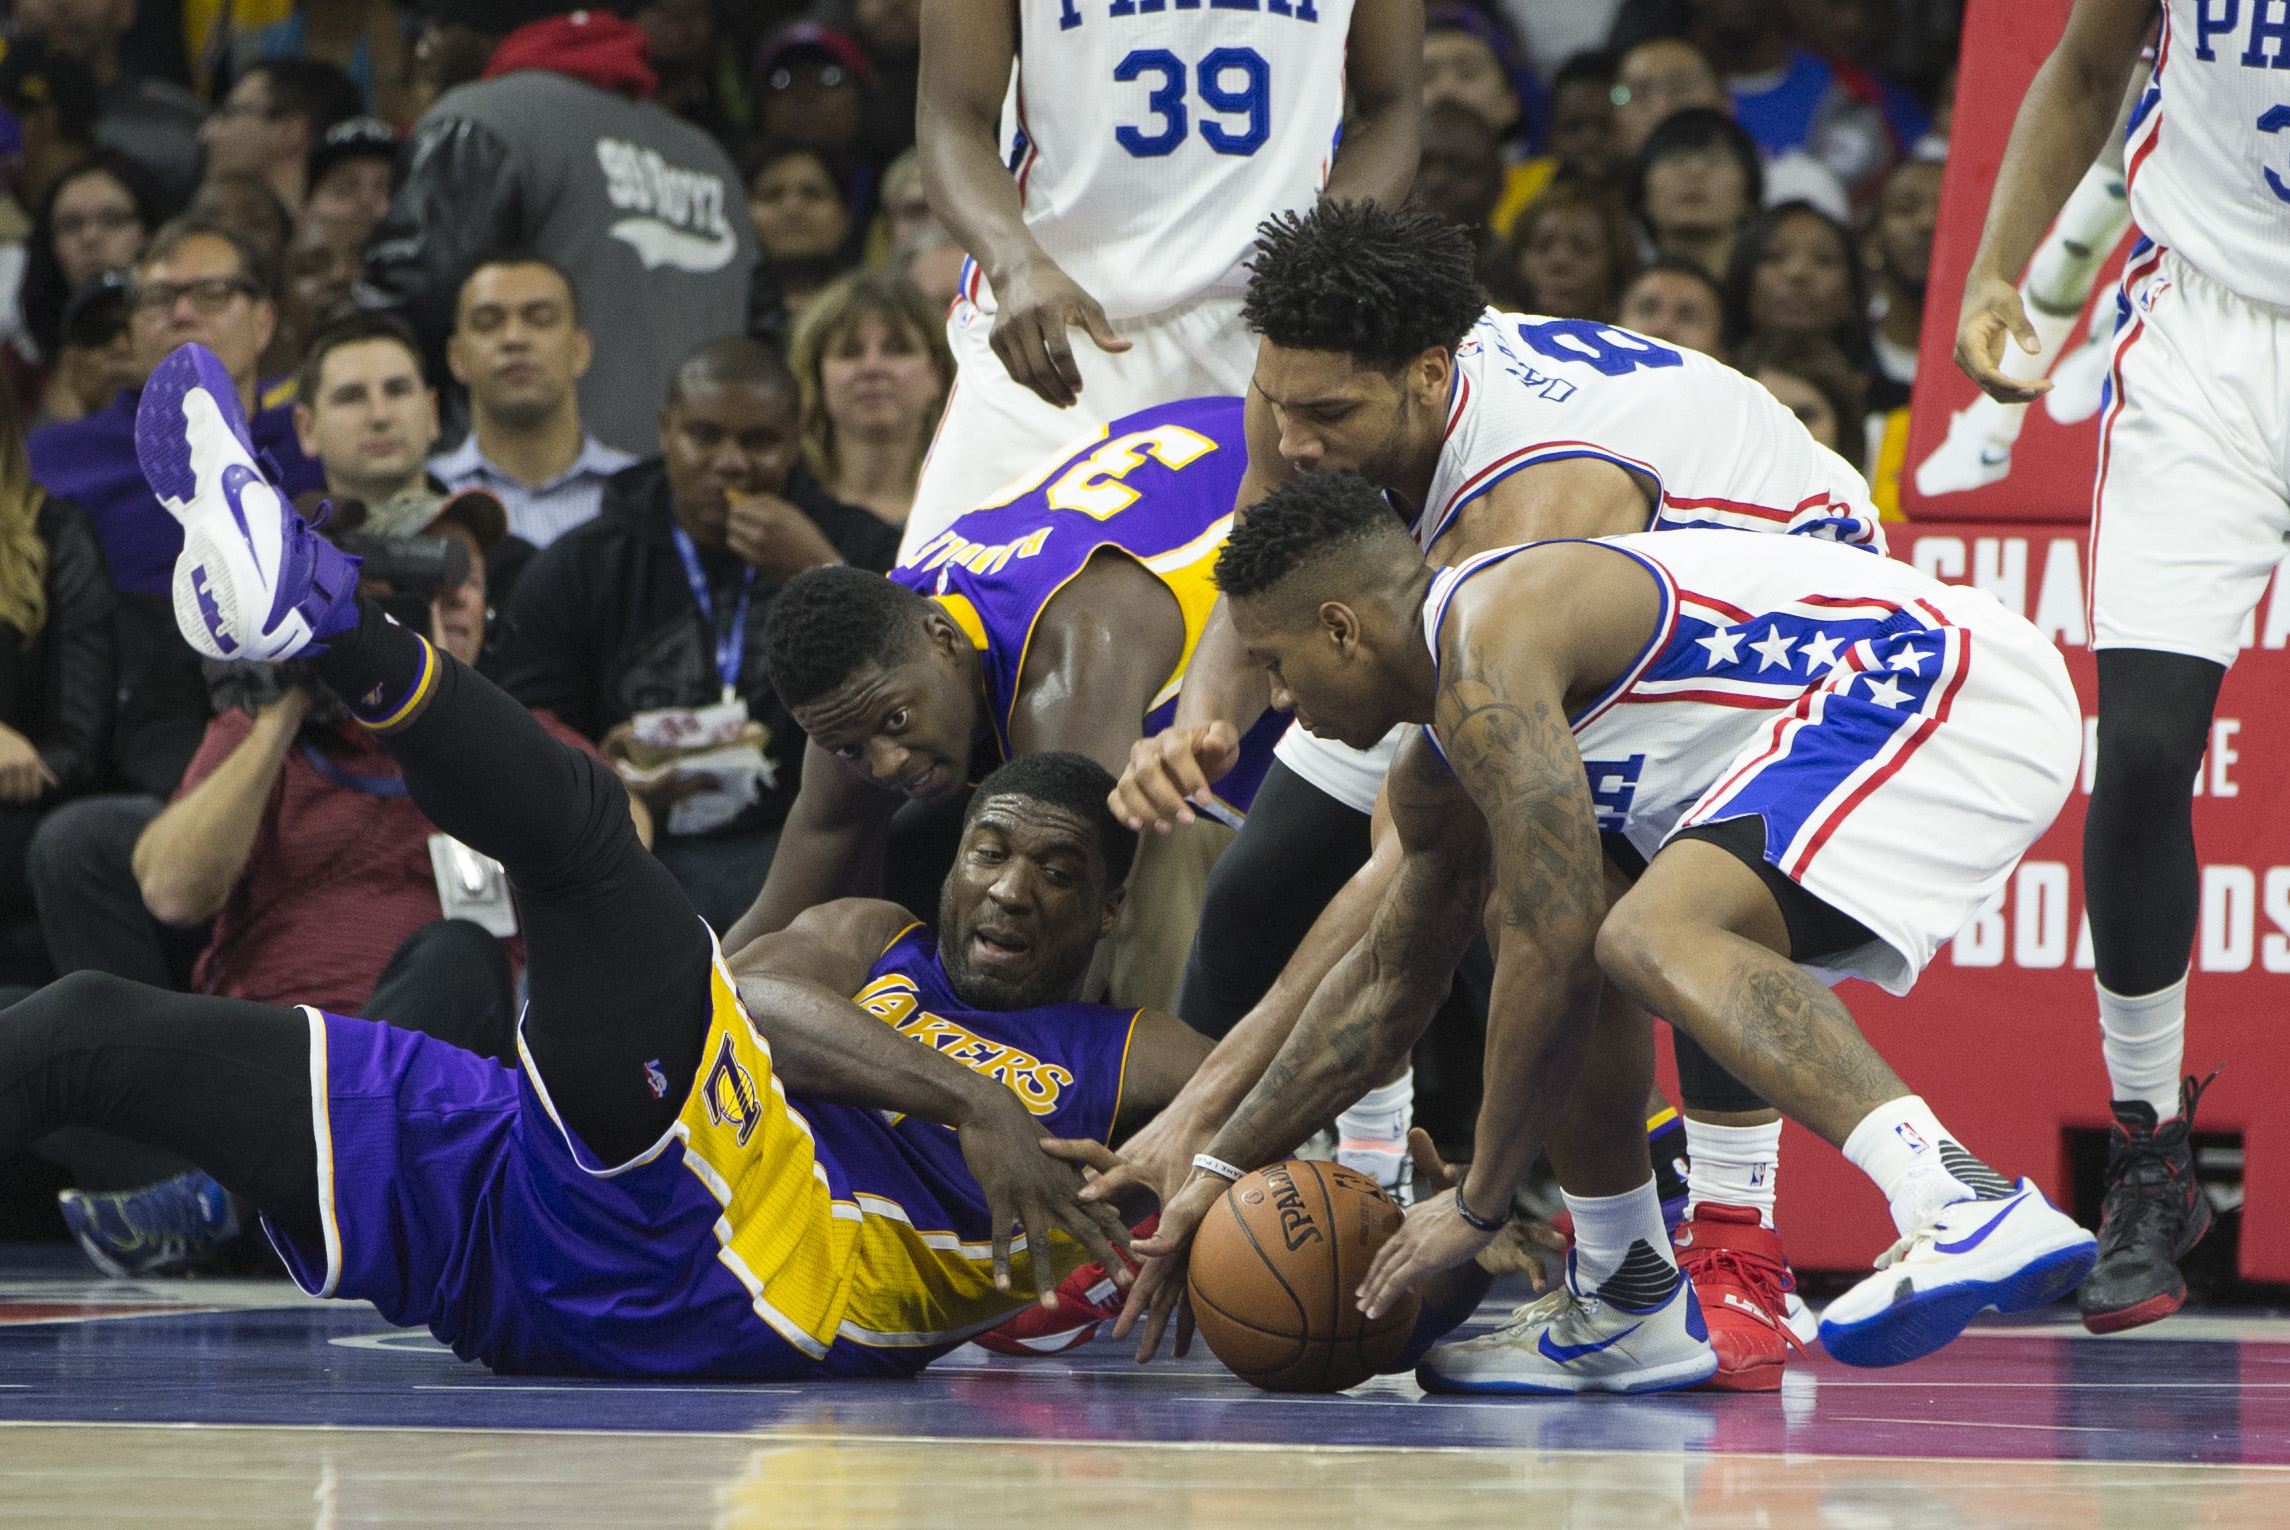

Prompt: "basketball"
[1186,1159,1422,1393]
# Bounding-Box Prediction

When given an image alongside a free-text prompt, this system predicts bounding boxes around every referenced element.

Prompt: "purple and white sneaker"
[134,342,360,661]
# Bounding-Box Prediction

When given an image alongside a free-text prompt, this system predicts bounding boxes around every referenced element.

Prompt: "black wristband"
[1452,1185,1505,1233]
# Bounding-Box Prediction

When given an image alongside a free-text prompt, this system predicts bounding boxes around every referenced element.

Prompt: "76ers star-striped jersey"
[975,0,1352,321]
[1421,529,2029,868]
[1412,311,1886,559]
[2124,1,2290,307]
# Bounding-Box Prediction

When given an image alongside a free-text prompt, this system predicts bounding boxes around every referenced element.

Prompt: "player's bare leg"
[1599,841,2094,1368]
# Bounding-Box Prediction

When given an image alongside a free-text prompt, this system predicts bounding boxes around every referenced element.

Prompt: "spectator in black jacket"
[0,370,113,983]
[493,335,898,929]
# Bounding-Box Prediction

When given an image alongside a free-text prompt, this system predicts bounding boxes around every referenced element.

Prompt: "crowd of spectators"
[0,0,1963,1256]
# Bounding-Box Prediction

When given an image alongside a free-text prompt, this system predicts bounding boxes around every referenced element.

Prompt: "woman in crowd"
[1627,107,1762,283]
[1504,181,1637,321]
[1617,257,1727,357]
[789,271,952,534]
[0,372,114,981]
[1724,200,1874,377]
[1733,331,1871,471]
[746,141,858,327]
[17,153,162,384]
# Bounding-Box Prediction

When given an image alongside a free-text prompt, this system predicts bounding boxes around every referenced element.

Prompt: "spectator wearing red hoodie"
[366,9,771,457]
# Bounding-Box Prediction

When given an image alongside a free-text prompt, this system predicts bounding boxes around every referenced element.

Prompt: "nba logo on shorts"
[1894,1123,1929,1154]
[703,1033,763,1146]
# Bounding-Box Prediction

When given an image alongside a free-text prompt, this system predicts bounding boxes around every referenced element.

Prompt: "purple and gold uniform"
[265,923,1141,1379]
[894,395,1283,823]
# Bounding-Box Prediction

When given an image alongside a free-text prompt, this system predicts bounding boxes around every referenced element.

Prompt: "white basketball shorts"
[897,289,1257,564]
[1273,722,1406,817]
[2090,246,2290,667]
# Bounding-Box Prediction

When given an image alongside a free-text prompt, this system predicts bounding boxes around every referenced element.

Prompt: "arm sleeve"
[490,541,604,742]
[32,500,118,793]
[360,116,526,384]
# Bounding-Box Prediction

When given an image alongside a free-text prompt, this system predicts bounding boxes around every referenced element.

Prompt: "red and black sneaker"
[2079,1075,2216,1335]
[973,1214,1154,1357]
[1673,1203,1804,1392]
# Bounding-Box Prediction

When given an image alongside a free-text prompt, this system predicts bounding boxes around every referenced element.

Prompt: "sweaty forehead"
[967,796,1099,864]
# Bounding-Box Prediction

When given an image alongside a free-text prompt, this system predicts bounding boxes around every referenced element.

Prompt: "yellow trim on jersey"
[931,593,991,652]
[1105,1008,1145,1148]
[675,941,1093,1356]
[1137,513,1235,709]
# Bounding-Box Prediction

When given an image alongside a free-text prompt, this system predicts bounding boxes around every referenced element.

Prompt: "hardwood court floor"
[0,1252,2284,1527]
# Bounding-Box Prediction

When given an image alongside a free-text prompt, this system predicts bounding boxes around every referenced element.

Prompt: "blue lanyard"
[301,740,408,798]
[670,524,755,702]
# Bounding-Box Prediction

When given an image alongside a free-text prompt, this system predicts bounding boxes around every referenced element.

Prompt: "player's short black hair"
[762,565,933,709]
[1241,201,1486,371]
[1215,469,1404,600]
[966,751,1137,880]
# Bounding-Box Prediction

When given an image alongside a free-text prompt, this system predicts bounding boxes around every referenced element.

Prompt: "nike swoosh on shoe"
[218,463,267,576]
[1537,1322,1642,1364]
[1933,1192,2031,1255]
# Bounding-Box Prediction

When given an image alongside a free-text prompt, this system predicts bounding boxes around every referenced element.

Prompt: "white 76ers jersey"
[993,0,1352,321]
[2125,1,2290,308]
[1415,310,1887,559]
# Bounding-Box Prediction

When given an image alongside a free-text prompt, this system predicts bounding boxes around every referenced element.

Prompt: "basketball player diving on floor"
[1111,472,2100,1391]
[0,341,1302,1381]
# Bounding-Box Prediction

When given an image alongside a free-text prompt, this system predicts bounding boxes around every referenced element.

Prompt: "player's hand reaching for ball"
[1399,1129,1565,1293]
[1110,721,1241,835]
[1356,1179,1501,1322]
[989,261,1134,409]
[1107,1169,1230,1362]
[1953,271,2053,405]
[954,1089,1133,1308]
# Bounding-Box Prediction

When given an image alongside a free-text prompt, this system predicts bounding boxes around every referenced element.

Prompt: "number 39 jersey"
[1414,310,1888,559]
[2124,0,2290,308]
[997,0,1353,321]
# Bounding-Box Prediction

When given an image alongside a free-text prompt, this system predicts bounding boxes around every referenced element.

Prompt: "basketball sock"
[1334,1070,1412,1202]
[1843,1096,2017,1238]
[2097,974,2186,1122]
[1562,1180,1679,1312]
[309,599,441,734]
[1684,1118,1782,1229]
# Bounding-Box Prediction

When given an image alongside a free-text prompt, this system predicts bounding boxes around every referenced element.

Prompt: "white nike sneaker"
[134,342,360,661]
[2042,325,2116,425]
[1416,1248,1718,1395]
[1818,1178,2097,1368]
[1781,1289,1820,1347]
[1912,398,2023,498]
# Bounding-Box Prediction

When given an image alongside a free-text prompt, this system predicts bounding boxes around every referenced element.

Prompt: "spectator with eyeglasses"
[28,218,322,801]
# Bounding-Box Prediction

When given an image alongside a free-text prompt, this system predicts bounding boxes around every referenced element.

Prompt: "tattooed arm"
[1109,729,1492,1357]
[1357,545,1658,1317]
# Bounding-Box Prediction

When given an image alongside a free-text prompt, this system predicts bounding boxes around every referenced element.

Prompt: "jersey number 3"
[1047,425,1219,518]
[1115,48,1270,157]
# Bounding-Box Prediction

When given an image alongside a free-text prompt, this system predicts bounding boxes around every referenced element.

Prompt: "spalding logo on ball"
[1187,1159,1421,1393]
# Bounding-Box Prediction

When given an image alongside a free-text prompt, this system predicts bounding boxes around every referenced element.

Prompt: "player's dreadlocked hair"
[762,565,933,708]
[1241,201,1486,370]
[967,751,1139,875]
[1215,470,1406,600]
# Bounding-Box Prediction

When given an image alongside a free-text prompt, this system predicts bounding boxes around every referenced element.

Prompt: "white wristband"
[1192,1153,1248,1183]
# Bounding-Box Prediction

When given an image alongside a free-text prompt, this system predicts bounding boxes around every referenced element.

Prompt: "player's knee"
[2094,706,2209,799]
[1593,898,1673,1002]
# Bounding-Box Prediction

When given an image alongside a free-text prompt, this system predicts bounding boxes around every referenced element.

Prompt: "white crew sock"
[1842,1095,2017,1238]
[1562,1179,1679,1311]
[2097,975,2186,1122]
[1684,1118,1783,1229]
[1334,1070,1413,1203]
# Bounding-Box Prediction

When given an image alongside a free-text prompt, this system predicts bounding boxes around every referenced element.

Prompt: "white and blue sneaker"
[134,342,359,662]
[1416,1242,1719,1395]
[1818,1178,2097,1368]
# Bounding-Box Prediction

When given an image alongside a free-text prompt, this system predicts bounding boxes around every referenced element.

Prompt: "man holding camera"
[54,315,647,1278]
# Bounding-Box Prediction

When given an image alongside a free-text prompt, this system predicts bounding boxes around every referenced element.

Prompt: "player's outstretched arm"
[1356,565,1617,1320]
[1113,733,1490,1359]
[1010,551,1188,777]
[721,739,902,950]
[1954,0,2153,402]
[1086,788,1403,1211]
[916,0,1131,408]
[732,903,1133,1303]
[1323,0,1425,208]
